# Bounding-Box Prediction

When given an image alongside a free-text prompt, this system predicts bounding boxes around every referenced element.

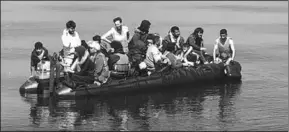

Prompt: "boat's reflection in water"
[21,81,242,131]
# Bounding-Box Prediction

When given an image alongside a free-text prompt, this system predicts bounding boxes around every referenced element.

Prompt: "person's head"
[170,26,180,38]
[74,46,86,62]
[34,41,43,54]
[153,33,161,47]
[138,20,151,34]
[92,35,101,44]
[110,41,124,53]
[81,40,89,50]
[146,33,155,46]
[113,17,122,30]
[182,43,190,53]
[166,42,176,52]
[193,27,204,38]
[66,20,76,35]
[88,41,101,54]
[220,29,228,39]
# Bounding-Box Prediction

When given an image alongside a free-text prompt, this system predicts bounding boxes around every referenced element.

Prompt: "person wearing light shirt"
[101,17,130,54]
[61,20,81,67]
[213,29,236,66]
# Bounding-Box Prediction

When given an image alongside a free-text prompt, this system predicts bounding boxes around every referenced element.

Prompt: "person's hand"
[182,62,189,67]
[214,58,222,64]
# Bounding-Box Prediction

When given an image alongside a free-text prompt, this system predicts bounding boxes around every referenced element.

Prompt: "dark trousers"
[193,50,207,63]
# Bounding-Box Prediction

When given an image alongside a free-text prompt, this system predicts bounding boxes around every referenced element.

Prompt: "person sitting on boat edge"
[60,20,81,67]
[162,26,185,54]
[30,41,50,76]
[63,46,95,89]
[163,42,189,69]
[101,17,130,54]
[213,29,236,66]
[143,33,169,75]
[127,20,151,75]
[108,41,130,79]
[179,43,195,67]
[186,27,209,64]
[88,37,110,86]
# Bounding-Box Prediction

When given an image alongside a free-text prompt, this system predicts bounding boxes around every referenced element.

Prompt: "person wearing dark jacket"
[128,20,151,69]
[30,41,50,75]
[63,46,95,89]
[186,27,208,64]
[108,41,130,79]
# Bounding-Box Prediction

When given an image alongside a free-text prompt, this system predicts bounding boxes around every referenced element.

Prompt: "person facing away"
[162,26,185,54]
[30,41,50,75]
[63,46,95,88]
[128,20,151,69]
[163,42,188,69]
[87,37,110,86]
[101,17,130,54]
[108,41,130,79]
[213,29,236,66]
[61,20,81,67]
[186,27,208,64]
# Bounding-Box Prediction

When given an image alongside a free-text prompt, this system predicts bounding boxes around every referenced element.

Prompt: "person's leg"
[194,50,208,64]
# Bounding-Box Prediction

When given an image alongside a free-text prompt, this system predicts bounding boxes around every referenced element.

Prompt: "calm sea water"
[1,1,288,131]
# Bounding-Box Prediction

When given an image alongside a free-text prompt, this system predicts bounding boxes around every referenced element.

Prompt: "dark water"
[1,1,288,131]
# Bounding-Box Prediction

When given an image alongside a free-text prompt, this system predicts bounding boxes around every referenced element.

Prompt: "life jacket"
[112,53,130,77]
[216,37,233,60]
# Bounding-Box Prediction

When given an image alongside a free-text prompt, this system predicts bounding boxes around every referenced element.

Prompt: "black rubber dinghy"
[56,61,242,98]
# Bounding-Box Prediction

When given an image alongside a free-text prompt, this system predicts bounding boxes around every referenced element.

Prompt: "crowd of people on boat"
[30,17,236,87]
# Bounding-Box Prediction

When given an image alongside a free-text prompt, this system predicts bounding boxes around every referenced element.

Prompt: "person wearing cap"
[108,41,130,79]
[61,20,81,67]
[186,27,208,64]
[213,29,236,65]
[162,26,185,54]
[101,17,130,54]
[63,46,95,88]
[30,41,50,75]
[88,35,110,85]
[128,20,151,71]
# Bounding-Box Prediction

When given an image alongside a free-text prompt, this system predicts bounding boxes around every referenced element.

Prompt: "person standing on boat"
[108,41,130,79]
[162,26,185,54]
[61,20,81,67]
[101,17,130,54]
[213,29,236,66]
[63,46,95,89]
[88,35,110,86]
[186,27,209,64]
[30,41,50,76]
[128,20,151,73]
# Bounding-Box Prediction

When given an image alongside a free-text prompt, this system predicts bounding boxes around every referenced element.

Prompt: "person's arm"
[152,47,162,63]
[229,38,235,60]
[187,36,201,50]
[101,28,113,44]
[75,31,81,47]
[184,46,193,59]
[213,39,218,62]
[94,55,105,78]
[61,29,70,48]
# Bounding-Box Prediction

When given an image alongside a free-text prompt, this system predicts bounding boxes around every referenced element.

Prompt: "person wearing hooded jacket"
[128,20,151,68]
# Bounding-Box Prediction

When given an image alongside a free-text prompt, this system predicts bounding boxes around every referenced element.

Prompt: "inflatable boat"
[55,61,242,98]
